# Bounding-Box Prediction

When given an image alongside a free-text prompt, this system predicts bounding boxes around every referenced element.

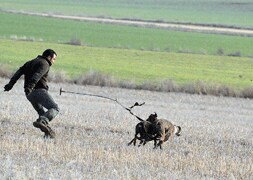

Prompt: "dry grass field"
[0,77,252,179]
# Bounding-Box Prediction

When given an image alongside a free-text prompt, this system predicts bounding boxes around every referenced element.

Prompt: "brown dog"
[128,113,181,149]
[140,113,182,149]
[155,119,181,149]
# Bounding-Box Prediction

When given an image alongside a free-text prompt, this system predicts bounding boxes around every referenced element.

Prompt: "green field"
[1,1,253,91]
[1,40,253,89]
[0,0,253,27]
[1,13,252,56]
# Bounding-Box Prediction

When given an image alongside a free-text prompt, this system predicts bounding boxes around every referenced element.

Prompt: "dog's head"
[175,126,181,136]
[146,112,158,124]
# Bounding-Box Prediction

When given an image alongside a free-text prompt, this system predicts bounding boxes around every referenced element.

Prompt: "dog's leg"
[142,140,147,146]
[138,139,144,147]
[139,139,147,146]
[128,137,136,146]
[156,126,166,149]
[128,134,139,146]
[156,141,163,149]
[153,139,157,148]
[133,137,137,146]
[159,142,163,150]
[142,135,150,146]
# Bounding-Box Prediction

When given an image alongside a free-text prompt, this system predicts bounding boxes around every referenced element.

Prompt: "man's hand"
[4,83,14,91]
[25,87,32,96]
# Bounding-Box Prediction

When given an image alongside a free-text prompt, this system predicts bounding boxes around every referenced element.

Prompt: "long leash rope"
[60,88,145,121]
[59,88,160,141]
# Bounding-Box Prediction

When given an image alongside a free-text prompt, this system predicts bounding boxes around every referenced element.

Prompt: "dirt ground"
[0,77,252,179]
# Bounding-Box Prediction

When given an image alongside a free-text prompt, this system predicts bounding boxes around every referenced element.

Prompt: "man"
[4,49,59,139]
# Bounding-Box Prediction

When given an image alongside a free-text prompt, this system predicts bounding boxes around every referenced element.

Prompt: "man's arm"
[4,63,27,91]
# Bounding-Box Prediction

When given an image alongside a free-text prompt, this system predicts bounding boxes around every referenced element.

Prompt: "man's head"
[42,49,57,64]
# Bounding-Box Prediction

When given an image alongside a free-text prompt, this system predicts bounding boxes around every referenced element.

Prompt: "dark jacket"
[9,55,52,91]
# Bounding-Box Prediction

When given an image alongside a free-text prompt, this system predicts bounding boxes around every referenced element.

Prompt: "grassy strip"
[0,40,253,90]
[0,0,252,27]
[0,12,253,56]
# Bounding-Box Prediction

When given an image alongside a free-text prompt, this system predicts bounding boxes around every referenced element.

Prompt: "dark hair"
[42,49,57,58]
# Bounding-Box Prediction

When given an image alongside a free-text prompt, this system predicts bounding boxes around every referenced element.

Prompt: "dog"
[128,112,182,149]
[154,118,181,149]
[128,113,158,147]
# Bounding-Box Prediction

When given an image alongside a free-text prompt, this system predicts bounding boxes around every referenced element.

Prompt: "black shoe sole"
[33,121,49,133]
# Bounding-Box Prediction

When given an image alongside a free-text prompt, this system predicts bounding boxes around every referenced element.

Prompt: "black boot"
[33,119,55,139]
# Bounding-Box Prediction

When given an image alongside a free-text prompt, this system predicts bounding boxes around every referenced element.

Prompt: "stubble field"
[0,78,252,179]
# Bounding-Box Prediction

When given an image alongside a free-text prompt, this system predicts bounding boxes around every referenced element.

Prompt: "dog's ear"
[154,112,157,117]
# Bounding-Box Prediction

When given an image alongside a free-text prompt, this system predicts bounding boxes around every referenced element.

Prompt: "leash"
[60,88,145,121]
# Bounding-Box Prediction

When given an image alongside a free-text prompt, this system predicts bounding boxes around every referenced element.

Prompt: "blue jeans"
[26,89,59,122]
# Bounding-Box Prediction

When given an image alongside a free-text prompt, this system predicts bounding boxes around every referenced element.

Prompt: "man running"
[4,49,59,138]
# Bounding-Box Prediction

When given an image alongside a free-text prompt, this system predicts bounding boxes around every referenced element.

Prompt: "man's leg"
[27,89,59,138]
[29,101,46,116]
[26,100,52,136]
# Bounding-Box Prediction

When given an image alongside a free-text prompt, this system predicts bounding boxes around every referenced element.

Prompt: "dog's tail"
[178,126,181,132]
[176,126,181,136]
